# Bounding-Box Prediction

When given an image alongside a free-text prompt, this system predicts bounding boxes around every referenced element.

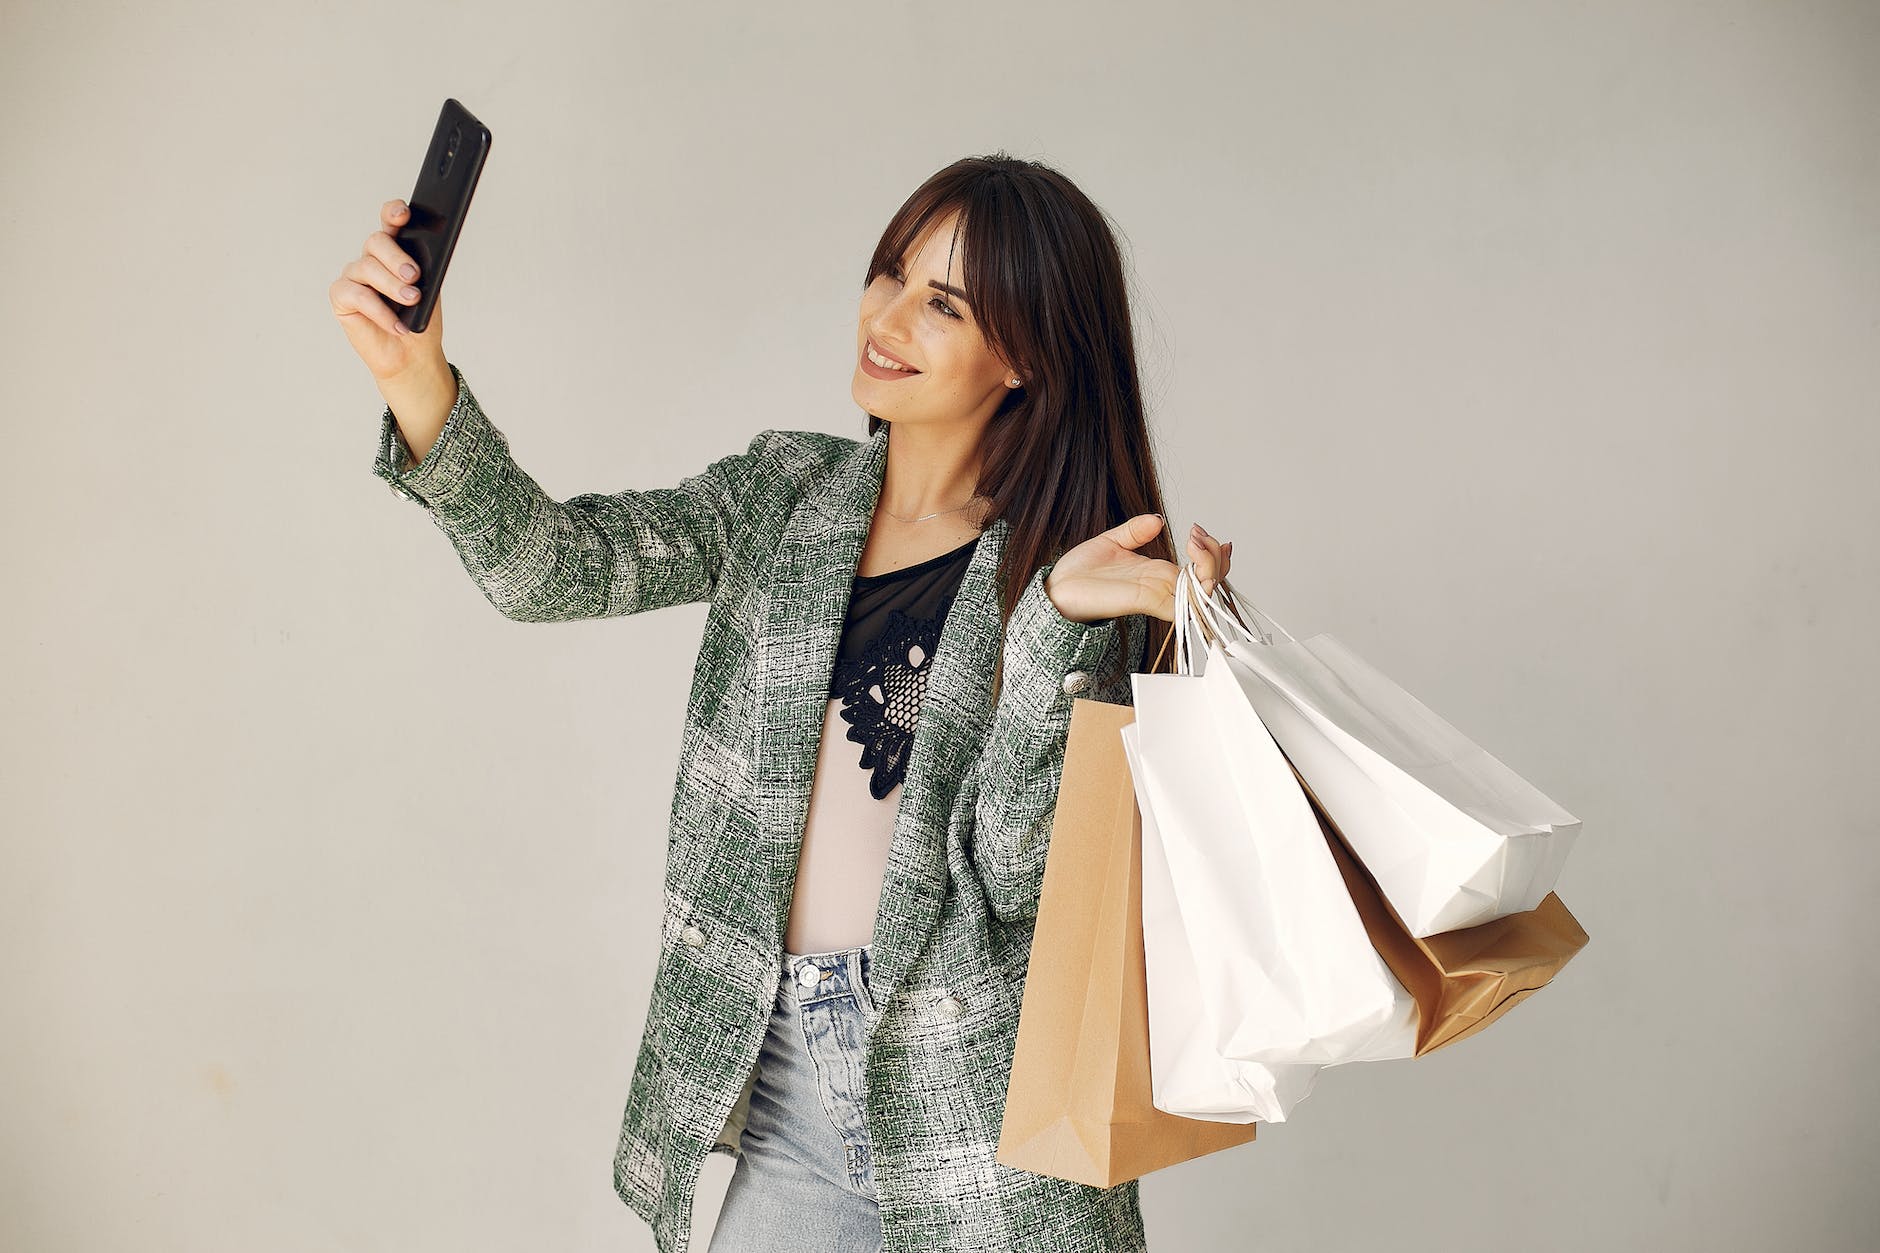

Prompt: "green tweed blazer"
[371,363,1151,1252]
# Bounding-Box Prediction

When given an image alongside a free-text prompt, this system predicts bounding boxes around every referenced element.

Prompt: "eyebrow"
[927,279,971,306]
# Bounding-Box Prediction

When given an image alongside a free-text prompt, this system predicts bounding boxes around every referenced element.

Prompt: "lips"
[866,336,920,372]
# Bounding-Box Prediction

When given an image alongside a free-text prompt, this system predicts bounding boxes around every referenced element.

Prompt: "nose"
[869,283,921,350]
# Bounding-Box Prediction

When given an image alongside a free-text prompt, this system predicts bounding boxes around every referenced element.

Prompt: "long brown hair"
[861,153,1180,695]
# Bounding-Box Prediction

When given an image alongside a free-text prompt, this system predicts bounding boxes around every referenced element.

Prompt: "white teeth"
[867,343,916,372]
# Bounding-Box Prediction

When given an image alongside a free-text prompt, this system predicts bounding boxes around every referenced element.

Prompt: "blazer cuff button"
[681,925,706,947]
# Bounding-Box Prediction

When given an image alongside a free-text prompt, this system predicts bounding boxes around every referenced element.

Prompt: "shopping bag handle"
[1148,564,1302,673]
[1173,566,1208,674]
[1180,565,1301,649]
[1170,563,1248,675]
[1215,576,1299,645]
[1145,565,1213,675]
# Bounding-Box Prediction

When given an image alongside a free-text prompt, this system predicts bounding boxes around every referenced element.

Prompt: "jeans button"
[795,963,821,989]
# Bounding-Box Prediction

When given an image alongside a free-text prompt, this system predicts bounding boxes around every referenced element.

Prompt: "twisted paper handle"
[1145,564,1300,675]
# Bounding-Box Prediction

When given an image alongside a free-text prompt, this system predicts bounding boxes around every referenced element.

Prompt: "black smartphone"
[393,98,491,335]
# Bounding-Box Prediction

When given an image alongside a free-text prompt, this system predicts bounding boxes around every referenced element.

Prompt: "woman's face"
[853,208,1021,430]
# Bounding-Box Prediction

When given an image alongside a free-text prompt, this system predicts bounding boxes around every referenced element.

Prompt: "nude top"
[782,533,981,955]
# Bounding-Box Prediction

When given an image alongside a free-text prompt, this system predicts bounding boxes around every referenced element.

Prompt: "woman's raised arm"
[370,362,780,622]
[336,196,779,622]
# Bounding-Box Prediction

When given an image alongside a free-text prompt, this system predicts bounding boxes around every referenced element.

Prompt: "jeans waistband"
[780,944,873,1006]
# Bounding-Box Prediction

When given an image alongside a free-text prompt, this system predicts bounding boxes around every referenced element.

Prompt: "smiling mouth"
[864,338,921,373]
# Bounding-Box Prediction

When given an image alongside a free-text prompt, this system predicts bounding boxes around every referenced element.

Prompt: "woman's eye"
[886,267,962,320]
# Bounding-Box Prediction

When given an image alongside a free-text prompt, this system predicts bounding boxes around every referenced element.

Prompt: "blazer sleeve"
[371,361,780,622]
[965,563,1149,925]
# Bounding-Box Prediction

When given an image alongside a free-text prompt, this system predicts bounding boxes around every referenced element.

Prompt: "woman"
[331,153,1233,1252]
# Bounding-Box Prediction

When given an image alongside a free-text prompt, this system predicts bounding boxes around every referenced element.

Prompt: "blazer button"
[1061,670,1089,695]
[390,483,415,502]
[681,925,706,947]
[936,995,964,1021]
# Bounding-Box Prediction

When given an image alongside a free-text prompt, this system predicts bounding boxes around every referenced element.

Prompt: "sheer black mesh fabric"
[830,534,980,799]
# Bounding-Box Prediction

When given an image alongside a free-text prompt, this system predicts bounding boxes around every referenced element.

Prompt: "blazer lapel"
[750,422,1009,1017]
[866,514,1006,1016]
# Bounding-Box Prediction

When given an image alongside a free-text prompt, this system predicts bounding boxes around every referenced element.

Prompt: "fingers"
[347,250,421,311]
[1082,513,1231,622]
[1105,512,1168,551]
[334,199,421,338]
[367,233,422,291]
[368,206,422,290]
[329,270,408,339]
[1187,522,1228,594]
[1101,514,1232,584]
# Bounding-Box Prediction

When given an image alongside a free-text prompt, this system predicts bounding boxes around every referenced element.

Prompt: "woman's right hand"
[329,198,447,384]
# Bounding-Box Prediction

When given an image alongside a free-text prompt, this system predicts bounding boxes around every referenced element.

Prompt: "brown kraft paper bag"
[996,698,1261,1188]
[1295,766,1592,1055]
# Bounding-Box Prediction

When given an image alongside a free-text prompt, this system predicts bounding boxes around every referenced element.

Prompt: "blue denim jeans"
[707,944,884,1253]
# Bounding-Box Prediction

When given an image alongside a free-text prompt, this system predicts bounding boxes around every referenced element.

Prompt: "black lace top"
[830,533,981,799]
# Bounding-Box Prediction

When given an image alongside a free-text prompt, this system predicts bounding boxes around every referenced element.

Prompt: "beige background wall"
[4,1,1874,1249]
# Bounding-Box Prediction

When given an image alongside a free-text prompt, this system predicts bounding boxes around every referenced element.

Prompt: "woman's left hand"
[1043,514,1234,625]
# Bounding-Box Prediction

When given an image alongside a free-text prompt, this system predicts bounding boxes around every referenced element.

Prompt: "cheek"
[946,344,1001,387]
[919,341,962,382]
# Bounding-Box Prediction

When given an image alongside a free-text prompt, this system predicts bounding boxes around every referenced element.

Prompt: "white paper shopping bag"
[1121,721,1324,1124]
[1193,578,1583,938]
[1125,570,1418,1073]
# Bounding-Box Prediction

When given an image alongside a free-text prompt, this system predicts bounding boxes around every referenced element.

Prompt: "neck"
[877,420,986,524]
